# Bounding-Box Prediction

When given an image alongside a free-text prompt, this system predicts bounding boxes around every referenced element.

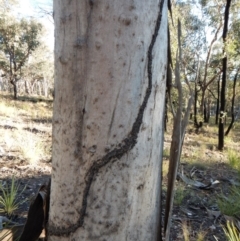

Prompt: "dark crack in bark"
[48,0,165,236]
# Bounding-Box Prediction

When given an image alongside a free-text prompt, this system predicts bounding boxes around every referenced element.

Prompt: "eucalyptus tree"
[0,17,43,99]
[48,0,168,240]
[169,0,223,131]
[218,0,232,150]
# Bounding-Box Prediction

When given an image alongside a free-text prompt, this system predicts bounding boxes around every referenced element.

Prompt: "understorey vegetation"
[0,0,240,240]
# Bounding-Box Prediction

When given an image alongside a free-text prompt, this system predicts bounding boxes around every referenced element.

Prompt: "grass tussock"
[223,221,240,241]
[182,222,191,241]
[174,184,188,206]
[227,149,240,175]
[4,129,46,165]
[15,131,45,165]
[181,222,206,241]
[0,177,26,217]
[217,186,240,217]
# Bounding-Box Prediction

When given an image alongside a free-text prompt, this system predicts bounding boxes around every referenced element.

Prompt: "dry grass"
[165,116,240,240]
[0,93,52,165]
[181,222,206,241]
[15,130,46,165]
[162,160,169,178]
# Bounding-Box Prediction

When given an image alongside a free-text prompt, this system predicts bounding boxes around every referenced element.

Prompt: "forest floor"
[0,93,52,239]
[163,117,240,241]
[0,92,240,240]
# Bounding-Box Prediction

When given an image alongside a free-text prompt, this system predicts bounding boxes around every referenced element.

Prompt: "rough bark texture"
[49,1,168,240]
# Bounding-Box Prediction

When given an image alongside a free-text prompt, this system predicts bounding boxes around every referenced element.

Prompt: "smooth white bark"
[49,0,168,240]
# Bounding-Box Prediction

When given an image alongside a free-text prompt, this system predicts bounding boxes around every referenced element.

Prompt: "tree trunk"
[225,68,239,136]
[194,81,198,126]
[218,0,232,150]
[48,1,168,240]
[215,75,221,125]
[10,80,18,100]
[24,80,29,95]
[43,77,49,97]
[0,72,3,91]
[164,94,168,132]
[203,100,207,123]
[164,20,195,240]
[194,81,202,132]
[204,97,211,123]
[218,62,226,150]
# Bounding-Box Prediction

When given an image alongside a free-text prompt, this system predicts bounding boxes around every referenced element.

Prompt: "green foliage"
[0,15,44,99]
[0,1,54,98]
[170,0,240,135]
[22,43,54,83]
[217,186,240,217]
[223,221,240,241]
[0,16,43,73]
[0,177,25,216]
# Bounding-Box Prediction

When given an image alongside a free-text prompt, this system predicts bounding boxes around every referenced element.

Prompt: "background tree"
[164,19,198,241]
[21,44,53,97]
[0,16,43,99]
[168,0,223,131]
[169,0,240,136]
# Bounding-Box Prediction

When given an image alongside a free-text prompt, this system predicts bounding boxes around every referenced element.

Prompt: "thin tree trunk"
[207,99,211,123]
[215,75,221,125]
[194,81,198,126]
[48,1,168,240]
[25,80,29,95]
[203,100,207,122]
[218,61,227,150]
[43,77,49,97]
[10,80,18,100]
[164,20,196,241]
[164,94,168,132]
[225,68,239,136]
[218,0,232,150]
[194,81,202,132]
